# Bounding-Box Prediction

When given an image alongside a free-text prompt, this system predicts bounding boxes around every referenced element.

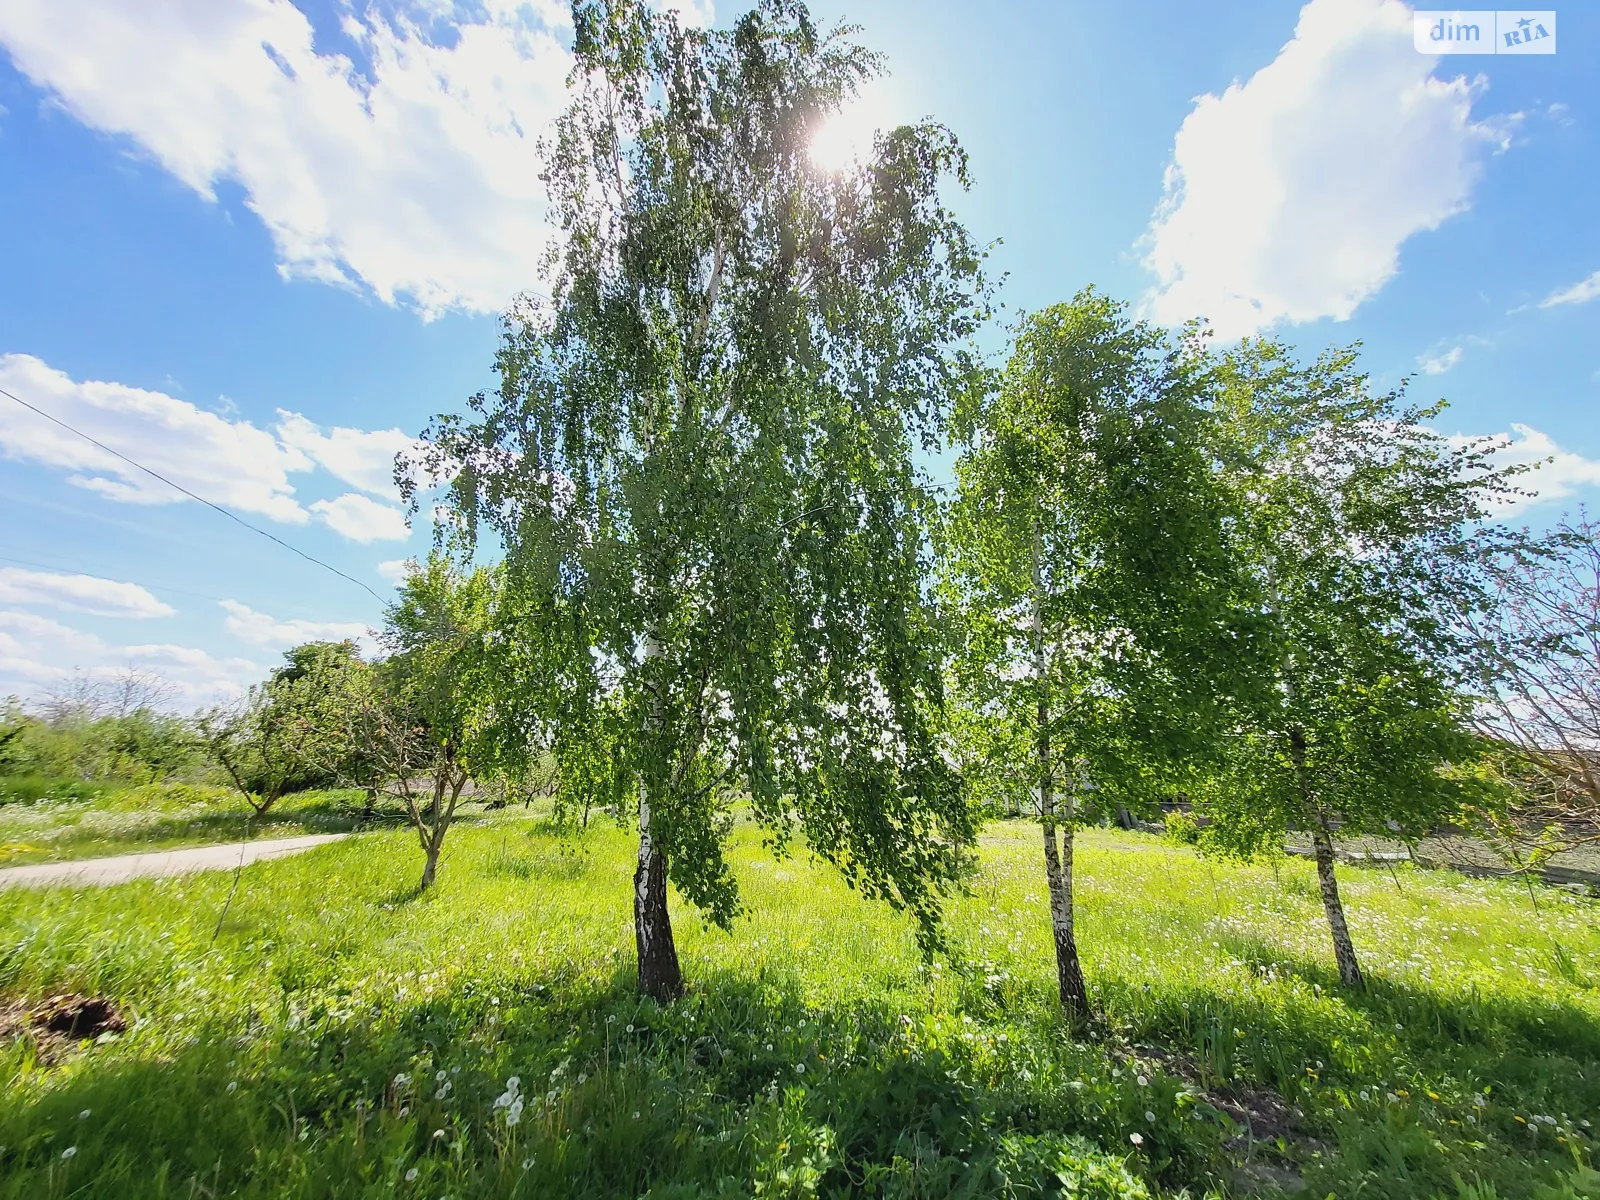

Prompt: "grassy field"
[0,816,1597,1198]
[0,785,413,867]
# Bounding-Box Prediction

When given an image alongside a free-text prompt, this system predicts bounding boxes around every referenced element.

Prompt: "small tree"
[346,555,500,891]
[414,0,986,997]
[945,291,1262,1022]
[1191,340,1520,989]
[1466,513,1600,868]
[199,641,368,813]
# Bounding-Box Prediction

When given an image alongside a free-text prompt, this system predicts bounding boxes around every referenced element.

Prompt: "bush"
[0,773,103,805]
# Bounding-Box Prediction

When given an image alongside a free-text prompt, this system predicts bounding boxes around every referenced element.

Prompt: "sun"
[808,108,869,172]
[807,89,893,172]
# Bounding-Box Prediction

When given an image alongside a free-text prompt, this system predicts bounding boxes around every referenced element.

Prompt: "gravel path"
[0,834,349,889]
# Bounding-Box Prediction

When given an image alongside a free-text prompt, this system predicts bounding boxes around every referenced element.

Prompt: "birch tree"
[1191,340,1520,989]
[945,292,1260,1022]
[413,0,985,999]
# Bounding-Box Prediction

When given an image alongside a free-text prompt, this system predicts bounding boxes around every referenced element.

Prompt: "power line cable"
[0,383,386,604]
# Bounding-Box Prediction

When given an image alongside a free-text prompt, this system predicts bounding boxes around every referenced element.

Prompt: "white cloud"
[310,493,411,543]
[0,609,257,706]
[1454,424,1600,515]
[0,0,577,317]
[0,352,311,523]
[0,567,175,618]
[275,412,418,497]
[0,352,423,542]
[1419,345,1463,375]
[376,558,415,584]
[1142,0,1510,339]
[1540,269,1600,308]
[219,598,374,651]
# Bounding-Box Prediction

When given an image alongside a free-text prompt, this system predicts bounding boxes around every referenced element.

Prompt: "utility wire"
[0,384,386,603]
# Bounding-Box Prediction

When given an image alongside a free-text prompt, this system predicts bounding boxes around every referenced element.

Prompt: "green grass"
[0,818,1597,1198]
[0,784,412,866]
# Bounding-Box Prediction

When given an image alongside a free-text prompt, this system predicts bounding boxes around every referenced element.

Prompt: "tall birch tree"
[1191,340,1520,989]
[413,0,985,999]
[945,292,1260,1022]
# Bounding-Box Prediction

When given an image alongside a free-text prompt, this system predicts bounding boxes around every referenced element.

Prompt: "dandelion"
[795,1063,806,1074]
[625,1024,634,1033]
[1145,1111,1156,1123]
[405,1168,419,1182]
[61,1147,77,1160]
[577,1073,587,1085]
[79,1109,91,1119]
[1128,1133,1143,1146]
[227,1082,238,1093]
[436,1070,448,1082]
[507,1076,520,1090]
[506,1098,524,1127]
[1136,1075,1148,1087]
[399,1106,410,1117]
[1359,1090,1370,1102]
[394,1073,411,1086]
[433,1129,447,1140]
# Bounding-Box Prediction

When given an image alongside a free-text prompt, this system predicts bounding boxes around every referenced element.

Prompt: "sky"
[0,0,1596,708]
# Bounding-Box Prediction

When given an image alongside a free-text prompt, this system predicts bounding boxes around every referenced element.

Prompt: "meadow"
[0,784,406,867]
[0,814,1597,1198]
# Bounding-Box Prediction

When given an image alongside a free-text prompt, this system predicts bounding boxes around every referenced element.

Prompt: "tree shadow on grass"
[1192,931,1600,1063]
[5,932,1597,1200]
[0,964,1213,1200]
[1077,931,1600,1199]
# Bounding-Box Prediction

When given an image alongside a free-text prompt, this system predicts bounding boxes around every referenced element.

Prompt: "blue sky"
[0,0,1596,707]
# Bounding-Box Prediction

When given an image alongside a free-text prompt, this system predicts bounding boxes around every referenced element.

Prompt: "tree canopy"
[413,0,988,997]
[1188,338,1524,987]
[945,290,1265,1019]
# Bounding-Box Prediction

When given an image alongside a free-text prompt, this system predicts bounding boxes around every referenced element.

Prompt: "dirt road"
[0,834,348,889]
